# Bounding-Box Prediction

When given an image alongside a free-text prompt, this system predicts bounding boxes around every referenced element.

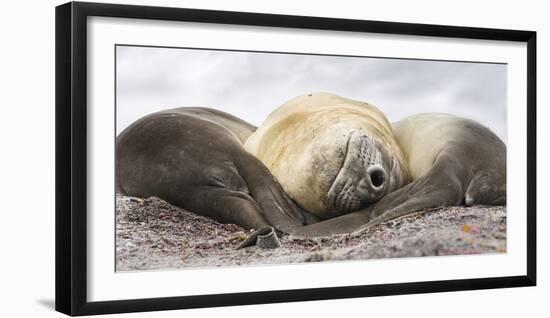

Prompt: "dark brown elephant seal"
[292,113,506,237]
[116,107,317,234]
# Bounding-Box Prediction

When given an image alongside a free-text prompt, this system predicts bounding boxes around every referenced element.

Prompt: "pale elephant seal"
[293,113,506,236]
[116,107,317,234]
[245,93,410,219]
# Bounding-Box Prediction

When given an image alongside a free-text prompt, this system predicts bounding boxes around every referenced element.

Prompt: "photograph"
[114,45,507,271]
[51,1,538,316]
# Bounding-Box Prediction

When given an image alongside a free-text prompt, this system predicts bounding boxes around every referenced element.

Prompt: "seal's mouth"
[325,130,387,217]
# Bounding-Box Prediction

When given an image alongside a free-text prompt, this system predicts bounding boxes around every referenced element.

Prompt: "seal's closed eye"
[207,177,226,188]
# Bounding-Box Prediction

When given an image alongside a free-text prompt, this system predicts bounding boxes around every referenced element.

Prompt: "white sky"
[116,45,507,143]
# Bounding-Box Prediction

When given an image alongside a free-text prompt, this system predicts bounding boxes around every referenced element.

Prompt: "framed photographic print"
[55,1,536,316]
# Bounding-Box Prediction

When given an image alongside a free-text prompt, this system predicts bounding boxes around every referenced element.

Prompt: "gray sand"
[116,195,506,271]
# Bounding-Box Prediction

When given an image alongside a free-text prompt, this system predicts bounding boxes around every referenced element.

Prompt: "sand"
[115,195,506,271]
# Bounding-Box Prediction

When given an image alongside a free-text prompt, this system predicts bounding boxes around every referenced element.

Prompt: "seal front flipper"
[288,209,370,237]
[360,179,463,231]
[181,187,272,231]
[235,153,319,234]
[464,172,506,206]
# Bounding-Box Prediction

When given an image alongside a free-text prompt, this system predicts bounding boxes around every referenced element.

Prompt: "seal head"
[245,93,410,219]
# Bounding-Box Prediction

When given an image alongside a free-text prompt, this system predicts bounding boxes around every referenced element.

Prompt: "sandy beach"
[116,195,506,271]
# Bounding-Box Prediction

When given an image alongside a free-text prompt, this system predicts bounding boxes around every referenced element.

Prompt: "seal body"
[245,93,410,219]
[294,113,506,236]
[116,107,316,233]
[368,113,506,221]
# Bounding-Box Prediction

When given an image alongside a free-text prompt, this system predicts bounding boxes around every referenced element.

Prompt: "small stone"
[256,229,281,249]
[229,232,248,241]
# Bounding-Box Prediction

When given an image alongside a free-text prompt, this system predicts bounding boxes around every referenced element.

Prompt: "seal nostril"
[370,169,385,188]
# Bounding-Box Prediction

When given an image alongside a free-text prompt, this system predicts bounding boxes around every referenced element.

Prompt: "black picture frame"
[55,1,537,316]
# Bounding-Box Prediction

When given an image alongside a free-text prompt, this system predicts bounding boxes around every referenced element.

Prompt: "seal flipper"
[289,209,371,237]
[361,185,460,230]
[234,153,318,234]
[218,195,273,230]
[188,187,272,231]
[358,157,466,230]
[465,173,506,206]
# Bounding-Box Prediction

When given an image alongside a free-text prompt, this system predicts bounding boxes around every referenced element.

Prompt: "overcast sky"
[116,45,507,143]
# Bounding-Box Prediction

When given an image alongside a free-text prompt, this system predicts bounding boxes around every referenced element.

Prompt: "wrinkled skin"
[290,113,506,237]
[116,107,318,234]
